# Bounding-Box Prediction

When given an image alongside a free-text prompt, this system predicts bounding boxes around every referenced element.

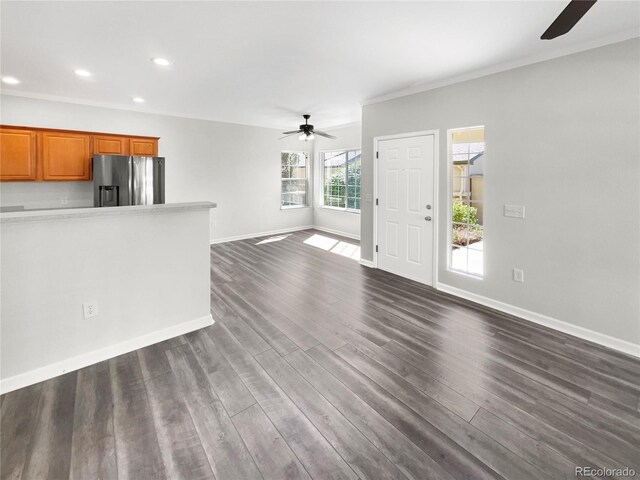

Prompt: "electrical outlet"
[513,269,524,283]
[83,302,98,319]
[504,204,525,218]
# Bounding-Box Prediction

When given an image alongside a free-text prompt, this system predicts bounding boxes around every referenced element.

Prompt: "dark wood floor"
[2,229,640,480]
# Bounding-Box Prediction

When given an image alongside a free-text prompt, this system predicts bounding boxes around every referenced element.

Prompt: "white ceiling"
[1,1,638,130]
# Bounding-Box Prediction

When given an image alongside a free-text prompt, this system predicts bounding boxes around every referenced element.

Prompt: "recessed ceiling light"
[132,97,145,103]
[74,69,92,77]
[1,76,20,85]
[152,58,171,66]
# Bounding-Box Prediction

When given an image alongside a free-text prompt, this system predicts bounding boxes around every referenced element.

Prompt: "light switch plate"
[513,269,524,283]
[504,204,525,218]
[365,194,373,203]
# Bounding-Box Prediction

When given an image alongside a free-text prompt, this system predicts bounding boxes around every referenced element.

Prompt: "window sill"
[447,268,483,280]
[318,205,360,214]
[280,205,311,211]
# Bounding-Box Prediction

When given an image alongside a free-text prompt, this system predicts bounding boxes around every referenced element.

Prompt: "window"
[281,151,308,208]
[321,149,361,211]
[449,127,484,277]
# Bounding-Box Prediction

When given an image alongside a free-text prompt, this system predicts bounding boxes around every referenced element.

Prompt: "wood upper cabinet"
[130,138,158,156]
[0,128,38,181]
[42,132,92,181]
[93,135,129,155]
[96,136,158,156]
[0,126,159,181]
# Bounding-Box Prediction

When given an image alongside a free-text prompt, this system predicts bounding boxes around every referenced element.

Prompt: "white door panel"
[386,169,399,210]
[386,221,399,258]
[407,224,422,264]
[407,168,421,213]
[377,135,434,285]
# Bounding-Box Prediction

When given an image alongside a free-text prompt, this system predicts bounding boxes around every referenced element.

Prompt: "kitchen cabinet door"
[0,128,38,181]
[130,138,158,156]
[94,135,129,155]
[42,132,92,180]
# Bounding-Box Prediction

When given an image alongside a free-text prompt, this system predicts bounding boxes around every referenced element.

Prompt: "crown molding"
[1,89,362,132]
[0,90,306,132]
[363,30,639,106]
[2,30,636,127]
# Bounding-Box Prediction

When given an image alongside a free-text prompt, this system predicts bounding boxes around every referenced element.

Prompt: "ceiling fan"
[541,0,597,40]
[280,115,336,141]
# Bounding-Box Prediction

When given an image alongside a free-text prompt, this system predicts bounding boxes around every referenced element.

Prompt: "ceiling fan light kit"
[281,114,337,141]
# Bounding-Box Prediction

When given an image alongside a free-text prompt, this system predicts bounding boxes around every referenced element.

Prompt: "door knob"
[426,205,432,210]
[425,216,432,221]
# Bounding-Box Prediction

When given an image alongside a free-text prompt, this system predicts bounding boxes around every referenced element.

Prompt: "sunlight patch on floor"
[256,234,291,245]
[330,241,361,260]
[303,234,338,250]
[303,234,360,261]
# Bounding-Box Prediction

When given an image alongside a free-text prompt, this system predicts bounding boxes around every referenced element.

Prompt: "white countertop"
[1,201,216,223]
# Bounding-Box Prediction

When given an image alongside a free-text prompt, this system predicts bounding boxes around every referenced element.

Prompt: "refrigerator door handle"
[131,156,141,205]
[126,157,134,205]
[154,157,165,205]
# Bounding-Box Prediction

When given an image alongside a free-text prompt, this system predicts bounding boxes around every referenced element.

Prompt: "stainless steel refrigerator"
[93,155,165,207]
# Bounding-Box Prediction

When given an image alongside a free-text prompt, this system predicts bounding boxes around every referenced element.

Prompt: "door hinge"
[375,245,379,253]
[376,151,379,159]
[375,198,379,206]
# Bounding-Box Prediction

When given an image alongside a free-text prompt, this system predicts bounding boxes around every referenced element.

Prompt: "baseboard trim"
[0,314,214,394]
[436,283,640,358]
[359,258,375,268]
[312,225,360,241]
[211,225,314,244]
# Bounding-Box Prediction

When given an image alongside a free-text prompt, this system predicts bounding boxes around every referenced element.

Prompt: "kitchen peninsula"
[0,201,216,393]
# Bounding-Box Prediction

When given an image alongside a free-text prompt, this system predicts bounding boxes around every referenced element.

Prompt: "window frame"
[280,150,309,210]
[319,148,362,213]
[446,126,485,279]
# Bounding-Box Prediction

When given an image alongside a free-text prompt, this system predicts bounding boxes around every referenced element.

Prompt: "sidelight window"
[448,126,484,277]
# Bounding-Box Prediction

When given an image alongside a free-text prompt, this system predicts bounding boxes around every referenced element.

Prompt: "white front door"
[377,134,435,285]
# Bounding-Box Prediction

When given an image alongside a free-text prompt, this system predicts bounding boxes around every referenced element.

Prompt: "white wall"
[313,124,362,239]
[361,38,640,347]
[1,206,213,392]
[1,181,94,209]
[0,95,314,241]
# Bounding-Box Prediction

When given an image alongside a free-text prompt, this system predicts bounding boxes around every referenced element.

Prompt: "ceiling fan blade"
[282,130,302,135]
[279,132,301,140]
[313,130,337,140]
[541,0,597,40]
